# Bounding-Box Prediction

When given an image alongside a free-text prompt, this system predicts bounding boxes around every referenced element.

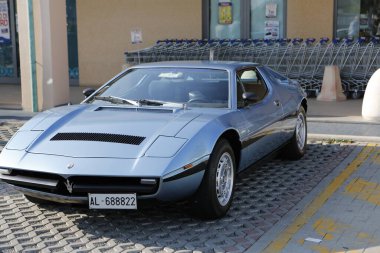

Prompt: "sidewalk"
[0,85,97,122]
[307,99,380,143]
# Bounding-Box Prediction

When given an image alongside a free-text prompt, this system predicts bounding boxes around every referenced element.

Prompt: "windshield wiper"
[137,99,164,106]
[94,96,182,107]
[138,99,187,108]
[94,96,139,106]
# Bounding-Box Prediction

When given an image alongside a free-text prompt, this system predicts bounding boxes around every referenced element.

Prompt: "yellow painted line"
[372,148,380,164]
[263,145,376,253]
[344,178,380,206]
[310,244,330,253]
[312,218,349,239]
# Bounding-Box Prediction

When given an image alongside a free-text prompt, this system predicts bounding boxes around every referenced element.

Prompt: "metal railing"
[125,37,380,98]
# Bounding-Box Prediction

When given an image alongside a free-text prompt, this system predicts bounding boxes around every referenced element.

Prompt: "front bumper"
[0,160,207,204]
[0,170,159,197]
[13,185,88,204]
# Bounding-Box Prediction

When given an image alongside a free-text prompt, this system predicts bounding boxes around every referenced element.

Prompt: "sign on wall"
[218,1,233,25]
[0,0,10,44]
[131,29,143,44]
[264,20,279,39]
[265,3,277,18]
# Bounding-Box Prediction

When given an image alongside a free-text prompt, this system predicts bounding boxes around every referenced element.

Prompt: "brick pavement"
[0,121,358,252]
[259,144,380,253]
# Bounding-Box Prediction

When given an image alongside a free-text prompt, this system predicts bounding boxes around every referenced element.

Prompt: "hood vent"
[51,132,145,145]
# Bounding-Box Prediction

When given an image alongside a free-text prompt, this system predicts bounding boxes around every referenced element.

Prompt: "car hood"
[14,105,203,159]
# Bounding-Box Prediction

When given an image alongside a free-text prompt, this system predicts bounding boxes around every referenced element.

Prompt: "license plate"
[88,193,137,209]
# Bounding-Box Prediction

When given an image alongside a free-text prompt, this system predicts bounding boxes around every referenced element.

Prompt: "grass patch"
[324,138,355,144]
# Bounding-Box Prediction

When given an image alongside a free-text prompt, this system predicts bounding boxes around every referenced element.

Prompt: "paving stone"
[0,122,355,252]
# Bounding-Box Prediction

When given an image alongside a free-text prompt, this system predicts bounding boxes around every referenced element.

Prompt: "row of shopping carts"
[125,37,380,98]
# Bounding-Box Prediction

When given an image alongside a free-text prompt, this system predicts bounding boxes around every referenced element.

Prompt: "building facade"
[0,0,379,110]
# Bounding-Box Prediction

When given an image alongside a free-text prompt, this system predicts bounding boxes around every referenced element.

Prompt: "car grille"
[50,132,145,145]
[0,169,159,197]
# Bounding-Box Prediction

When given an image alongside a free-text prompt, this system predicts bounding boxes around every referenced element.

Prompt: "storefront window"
[0,0,14,78]
[210,0,241,39]
[251,0,285,39]
[336,0,380,38]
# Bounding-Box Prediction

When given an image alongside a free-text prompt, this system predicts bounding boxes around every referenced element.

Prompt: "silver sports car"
[0,61,307,218]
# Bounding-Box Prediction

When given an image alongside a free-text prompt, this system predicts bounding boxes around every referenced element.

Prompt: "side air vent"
[95,107,174,113]
[51,132,145,145]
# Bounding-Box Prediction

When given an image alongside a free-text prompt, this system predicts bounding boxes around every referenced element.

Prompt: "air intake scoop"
[51,133,145,145]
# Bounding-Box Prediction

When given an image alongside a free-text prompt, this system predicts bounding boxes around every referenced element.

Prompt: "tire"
[25,195,50,205]
[305,90,313,98]
[282,107,307,160]
[351,91,360,99]
[192,138,236,219]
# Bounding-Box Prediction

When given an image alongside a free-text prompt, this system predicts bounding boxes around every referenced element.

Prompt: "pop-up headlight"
[145,136,187,158]
[5,131,43,150]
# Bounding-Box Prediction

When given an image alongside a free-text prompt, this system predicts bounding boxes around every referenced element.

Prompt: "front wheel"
[282,107,307,160]
[192,139,236,219]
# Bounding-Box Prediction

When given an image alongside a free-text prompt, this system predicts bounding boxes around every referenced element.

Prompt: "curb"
[308,133,380,143]
[308,117,380,125]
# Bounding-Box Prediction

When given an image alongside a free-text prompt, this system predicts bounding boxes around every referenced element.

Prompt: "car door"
[262,66,302,140]
[237,67,285,171]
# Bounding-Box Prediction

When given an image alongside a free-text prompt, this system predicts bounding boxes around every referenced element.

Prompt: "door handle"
[273,100,281,107]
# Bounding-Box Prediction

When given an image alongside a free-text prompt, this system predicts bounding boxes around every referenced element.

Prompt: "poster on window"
[265,3,277,18]
[0,0,10,44]
[264,21,280,39]
[218,1,233,25]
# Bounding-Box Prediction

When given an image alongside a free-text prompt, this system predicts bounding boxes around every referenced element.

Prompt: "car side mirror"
[242,92,258,101]
[83,88,96,98]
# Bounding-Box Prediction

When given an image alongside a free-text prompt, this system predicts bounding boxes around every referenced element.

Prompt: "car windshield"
[88,68,229,108]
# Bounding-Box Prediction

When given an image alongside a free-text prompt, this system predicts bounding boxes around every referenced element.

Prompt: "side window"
[237,68,268,104]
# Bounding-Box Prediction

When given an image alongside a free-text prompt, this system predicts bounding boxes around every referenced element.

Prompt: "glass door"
[336,0,380,38]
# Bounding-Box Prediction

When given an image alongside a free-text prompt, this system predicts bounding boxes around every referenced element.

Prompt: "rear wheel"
[192,139,236,219]
[282,107,307,160]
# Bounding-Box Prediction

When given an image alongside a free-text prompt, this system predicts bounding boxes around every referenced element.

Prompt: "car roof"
[132,61,259,71]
